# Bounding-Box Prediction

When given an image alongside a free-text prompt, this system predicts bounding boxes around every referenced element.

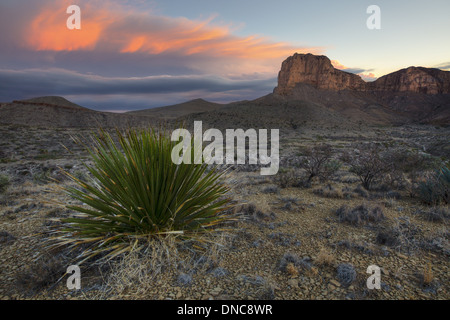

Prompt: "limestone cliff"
[274,53,450,95]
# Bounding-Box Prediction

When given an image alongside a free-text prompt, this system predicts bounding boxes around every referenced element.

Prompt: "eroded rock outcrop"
[274,53,450,95]
[369,67,450,94]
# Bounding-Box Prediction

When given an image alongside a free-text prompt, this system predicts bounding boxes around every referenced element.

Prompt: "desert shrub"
[313,184,344,198]
[273,168,298,188]
[342,143,392,190]
[263,185,280,194]
[279,196,301,211]
[0,174,10,193]
[384,148,439,188]
[336,204,385,226]
[52,128,235,263]
[352,184,369,198]
[239,203,273,222]
[336,263,356,287]
[299,144,339,183]
[279,252,311,273]
[16,254,66,295]
[376,216,422,254]
[417,207,449,223]
[416,166,450,205]
[420,230,450,256]
[278,252,301,273]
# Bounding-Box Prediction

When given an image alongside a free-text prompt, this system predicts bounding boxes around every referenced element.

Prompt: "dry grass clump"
[422,262,434,286]
[273,168,299,188]
[101,233,231,298]
[278,252,313,276]
[418,207,449,223]
[285,263,299,277]
[315,247,336,266]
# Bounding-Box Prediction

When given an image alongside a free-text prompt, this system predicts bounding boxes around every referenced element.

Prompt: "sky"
[0,0,449,112]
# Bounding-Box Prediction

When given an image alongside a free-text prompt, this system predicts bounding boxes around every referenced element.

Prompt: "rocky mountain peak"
[274,53,450,95]
[273,53,366,95]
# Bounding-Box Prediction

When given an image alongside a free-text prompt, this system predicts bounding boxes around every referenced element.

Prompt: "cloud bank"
[0,0,323,110]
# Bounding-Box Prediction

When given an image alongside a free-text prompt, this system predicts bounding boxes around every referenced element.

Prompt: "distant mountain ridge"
[1,54,449,128]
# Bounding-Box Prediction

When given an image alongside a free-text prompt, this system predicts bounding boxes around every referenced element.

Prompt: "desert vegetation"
[0,124,448,300]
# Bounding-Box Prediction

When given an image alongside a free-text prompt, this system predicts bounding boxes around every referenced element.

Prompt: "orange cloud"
[25,0,320,61]
[27,1,115,51]
[331,60,378,81]
[358,72,377,81]
[331,60,346,69]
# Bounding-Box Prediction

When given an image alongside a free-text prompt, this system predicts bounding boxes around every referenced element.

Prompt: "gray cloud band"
[0,68,276,106]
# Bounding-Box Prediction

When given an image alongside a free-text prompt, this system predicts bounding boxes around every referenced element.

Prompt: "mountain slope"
[127,99,224,120]
[0,96,157,128]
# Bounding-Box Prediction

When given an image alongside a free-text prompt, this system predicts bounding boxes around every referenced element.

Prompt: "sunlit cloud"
[331,59,378,81]
[331,60,347,70]
[24,0,320,63]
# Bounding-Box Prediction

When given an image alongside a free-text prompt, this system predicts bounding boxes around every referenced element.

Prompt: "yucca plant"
[52,127,235,263]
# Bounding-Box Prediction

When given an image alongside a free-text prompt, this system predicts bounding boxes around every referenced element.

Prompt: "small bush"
[376,217,422,254]
[418,207,449,223]
[263,185,280,194]
[342,143,392,190]
[336,263,356,287]
[420,230,449,256]
[385,147,439,189]
[16,254,65,295]
[417,166,449,205]
[313,184,343,198]
[279,252,301,273]
[336,204,385,226]
[299,144,339,183]
[273,168,298,188]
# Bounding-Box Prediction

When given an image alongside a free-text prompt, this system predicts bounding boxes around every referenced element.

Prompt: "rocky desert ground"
[0,122,448,300]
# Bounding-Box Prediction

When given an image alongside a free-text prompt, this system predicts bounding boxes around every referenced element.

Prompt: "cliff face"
[370,67,450,94]
[274,53,450,95]
[274,53,366,94]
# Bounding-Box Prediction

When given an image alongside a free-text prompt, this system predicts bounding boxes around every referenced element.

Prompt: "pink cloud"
[24,0,322,76]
